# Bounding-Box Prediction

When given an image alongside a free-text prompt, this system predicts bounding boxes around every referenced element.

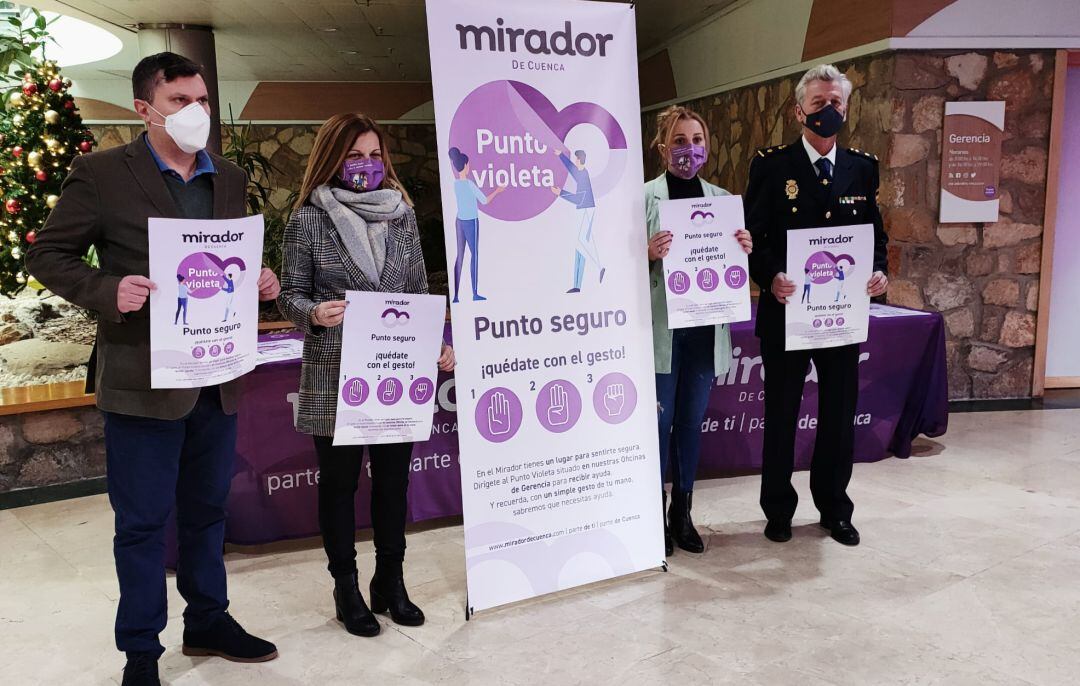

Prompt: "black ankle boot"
[662,489,673,557]
[668,489,705,553]
[333,573,380,637]
[370,571,425,627]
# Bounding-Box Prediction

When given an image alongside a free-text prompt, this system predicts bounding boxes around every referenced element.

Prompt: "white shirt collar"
[802,135,836,168]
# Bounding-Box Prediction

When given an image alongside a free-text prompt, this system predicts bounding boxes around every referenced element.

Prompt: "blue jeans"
[655,326,715,493]
[103,387,237,657]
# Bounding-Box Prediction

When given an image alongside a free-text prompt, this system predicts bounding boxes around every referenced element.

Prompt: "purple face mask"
[668,143,708,179]
[341,157,385,192]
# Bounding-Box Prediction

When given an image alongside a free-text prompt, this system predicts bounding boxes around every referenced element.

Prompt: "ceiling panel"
[46,0,736,82]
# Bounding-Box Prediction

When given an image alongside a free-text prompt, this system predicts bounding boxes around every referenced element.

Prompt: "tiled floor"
[3,408,1079,685]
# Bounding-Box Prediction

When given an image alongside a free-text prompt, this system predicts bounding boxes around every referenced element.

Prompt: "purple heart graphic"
[448,80,627,222]
[176,252,248,299]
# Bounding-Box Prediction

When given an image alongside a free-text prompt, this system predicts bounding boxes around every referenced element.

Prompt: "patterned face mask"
[340,157,385,191]
[668,143,707,179]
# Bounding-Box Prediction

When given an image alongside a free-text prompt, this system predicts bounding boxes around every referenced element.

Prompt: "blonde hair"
[295,112,413,210]
[650,105,710,174]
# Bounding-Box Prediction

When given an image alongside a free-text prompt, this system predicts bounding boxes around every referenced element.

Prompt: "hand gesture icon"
[348,379,365,404]
[487,391,511,436]
[382,379,397,402]
[603,383,625,417]
[413,381,429,402]
[701,270,714,289]
[547,384,569,426]
[673,273,686,292]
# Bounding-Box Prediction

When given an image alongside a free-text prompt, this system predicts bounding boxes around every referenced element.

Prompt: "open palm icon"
[348,379,365,403]
[701,270,714,289]
[673,273,686,292]
[488,391,512,436]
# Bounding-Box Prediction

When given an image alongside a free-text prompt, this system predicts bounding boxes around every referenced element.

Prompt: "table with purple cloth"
[219,306,948,547]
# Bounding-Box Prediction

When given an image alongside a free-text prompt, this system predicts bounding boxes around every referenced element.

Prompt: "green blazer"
[644,173,733,377]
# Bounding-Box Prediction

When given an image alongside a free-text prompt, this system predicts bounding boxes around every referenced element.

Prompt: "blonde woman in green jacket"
[645,105,752,556]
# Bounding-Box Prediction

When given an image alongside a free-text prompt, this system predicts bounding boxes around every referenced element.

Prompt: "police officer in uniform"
[744,64,889,546]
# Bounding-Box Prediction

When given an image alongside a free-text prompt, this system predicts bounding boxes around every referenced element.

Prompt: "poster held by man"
[784,224,873,351]
[148,214,265,388]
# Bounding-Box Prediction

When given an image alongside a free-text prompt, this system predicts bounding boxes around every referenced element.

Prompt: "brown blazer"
[25,136,248,420]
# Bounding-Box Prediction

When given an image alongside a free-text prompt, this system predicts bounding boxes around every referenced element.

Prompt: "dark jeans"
[760,341,859,523]
[174,297,188,324]
[312,437,413,579]
[103,387,236,657]
[656,326,715,493]
[453,217,480,300]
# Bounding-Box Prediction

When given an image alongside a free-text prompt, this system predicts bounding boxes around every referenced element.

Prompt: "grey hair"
[795,64,853,107]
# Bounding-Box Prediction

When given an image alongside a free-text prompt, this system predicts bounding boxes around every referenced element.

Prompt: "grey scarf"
[310,185,407,285]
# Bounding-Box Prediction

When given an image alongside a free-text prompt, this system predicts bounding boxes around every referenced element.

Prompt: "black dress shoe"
[764,520,792,542]
[370,573,425,626]
[820,518,860,546]
[662,490,673,557]
[122,653,159,686]
[181,613,279,663]
[334,573,381,637]
[668,489,705,553]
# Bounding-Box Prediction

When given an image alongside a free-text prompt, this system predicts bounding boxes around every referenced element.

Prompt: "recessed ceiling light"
[340,50,359,55]
[317,27,338,32]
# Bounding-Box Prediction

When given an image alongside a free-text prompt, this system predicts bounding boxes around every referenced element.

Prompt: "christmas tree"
[0,10,95,296]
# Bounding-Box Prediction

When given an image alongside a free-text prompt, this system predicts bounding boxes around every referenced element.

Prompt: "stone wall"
[0,407,104,493]
[643,50,1055,399]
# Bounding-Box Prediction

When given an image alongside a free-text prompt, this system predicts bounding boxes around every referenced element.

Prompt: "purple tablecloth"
[169,308,948,554]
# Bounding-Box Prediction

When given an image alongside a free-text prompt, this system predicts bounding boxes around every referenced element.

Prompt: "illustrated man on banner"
[550,147,605,293]
[744,63,889,548]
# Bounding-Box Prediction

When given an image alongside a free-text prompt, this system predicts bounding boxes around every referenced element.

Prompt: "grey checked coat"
[277,203,429,436]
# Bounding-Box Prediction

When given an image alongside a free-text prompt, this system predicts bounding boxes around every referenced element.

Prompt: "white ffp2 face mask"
[147,102,211,154]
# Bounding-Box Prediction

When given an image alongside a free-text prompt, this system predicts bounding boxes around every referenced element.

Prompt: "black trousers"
[312,436,413,579]
[760,341,859,523]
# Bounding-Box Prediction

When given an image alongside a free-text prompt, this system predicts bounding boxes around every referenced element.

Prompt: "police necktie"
[814,157,833,183]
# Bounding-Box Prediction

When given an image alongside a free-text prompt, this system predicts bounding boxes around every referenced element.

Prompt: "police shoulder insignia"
[847,147,879,162]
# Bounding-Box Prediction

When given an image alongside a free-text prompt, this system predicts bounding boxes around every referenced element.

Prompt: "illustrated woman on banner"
[802,268,812,304]
[643,105,753,557]
[277,112,455,640]
[448,146,505,303]
[550,147,603,293]
[174,274,189,325]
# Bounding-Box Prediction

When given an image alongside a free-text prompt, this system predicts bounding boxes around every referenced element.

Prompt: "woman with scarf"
[278,113,455,638]
[645,105,752,557]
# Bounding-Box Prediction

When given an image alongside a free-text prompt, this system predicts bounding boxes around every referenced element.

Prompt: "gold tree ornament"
[27,151,42,167]
[45,194,59,208]
[44,110,59,125]
[12,114,23,127]
[9,92,23,107]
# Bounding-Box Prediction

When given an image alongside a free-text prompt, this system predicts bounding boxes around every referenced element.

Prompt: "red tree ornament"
[35,170,47,182]
[5,199,22,214]
[25,231,36,244]
[78,140,92,153]
[11,146,23,158]
[22,83,37,96]
[63,100,76,111]
[48,79,63,92]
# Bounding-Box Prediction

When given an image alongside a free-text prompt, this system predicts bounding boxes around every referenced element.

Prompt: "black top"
[162,173,214,221]
[665,171,704,200]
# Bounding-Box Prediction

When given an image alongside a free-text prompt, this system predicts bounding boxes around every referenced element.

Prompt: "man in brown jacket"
[26,52,280,686]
